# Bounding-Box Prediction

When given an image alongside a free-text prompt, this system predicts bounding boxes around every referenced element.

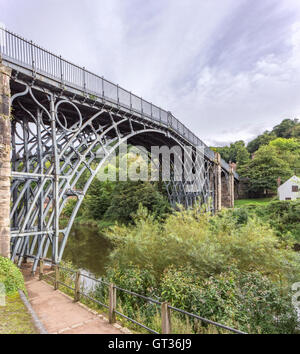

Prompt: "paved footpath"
[22,267,126,334]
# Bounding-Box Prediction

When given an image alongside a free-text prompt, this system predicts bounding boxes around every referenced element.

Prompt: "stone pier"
[0,63,11,258]
[214,152,222,212]
[215,152,235,210]
[221,165,235,208]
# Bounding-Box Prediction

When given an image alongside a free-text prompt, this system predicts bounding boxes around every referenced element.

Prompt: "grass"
[0,293,38,334]
[234,197,274,207]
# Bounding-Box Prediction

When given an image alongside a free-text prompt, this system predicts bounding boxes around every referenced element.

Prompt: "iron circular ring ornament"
[55,100,83,132]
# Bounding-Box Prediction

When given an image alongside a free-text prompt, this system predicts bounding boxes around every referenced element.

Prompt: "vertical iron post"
[50,95,59,264]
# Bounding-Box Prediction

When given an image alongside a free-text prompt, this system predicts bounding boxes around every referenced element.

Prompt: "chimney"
[277,177,281,187]
[230,162,237,171]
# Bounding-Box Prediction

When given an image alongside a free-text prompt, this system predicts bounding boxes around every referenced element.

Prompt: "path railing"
[39,259,246,334]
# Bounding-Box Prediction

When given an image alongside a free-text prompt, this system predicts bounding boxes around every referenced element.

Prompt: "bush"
[97,262,298,334]
[160,266,298,334]
[236,200,300,243]
[106,206,300,282]
[0,257,26,295]
[62,198,78,218]
[102,206,300,333]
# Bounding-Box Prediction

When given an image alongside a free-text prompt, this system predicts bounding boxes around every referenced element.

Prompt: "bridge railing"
[0,27,238,179]
[39,259,246,334]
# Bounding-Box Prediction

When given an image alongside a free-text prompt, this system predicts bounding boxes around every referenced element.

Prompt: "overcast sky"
[1,0,300,145]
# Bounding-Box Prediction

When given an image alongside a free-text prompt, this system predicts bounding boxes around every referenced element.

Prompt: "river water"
[62,224,112,278]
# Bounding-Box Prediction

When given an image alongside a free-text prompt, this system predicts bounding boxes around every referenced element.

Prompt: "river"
[62,224,112,278]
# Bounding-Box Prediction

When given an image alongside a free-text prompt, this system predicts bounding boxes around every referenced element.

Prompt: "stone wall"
[221,174,231,208]
[236,178,250,199]
[0,63,11,258]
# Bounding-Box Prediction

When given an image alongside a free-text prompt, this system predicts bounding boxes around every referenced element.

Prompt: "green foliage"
[62,198,78,218]
[273,118,300,139]
[85,180,115,220]
[0,257,26,295]
[213,119,300,197]
[61,147,172,225]
[270,137,300,152]
[106,206,299,282]
[243,144,293,193]
[247,131,276,154]
[105,263,156,296]
[212,140,250,170]
[238,199,300,243]
[160,266,297,334]
[100,206,300,333]
[104,181,170,224]
[247,118,300,154]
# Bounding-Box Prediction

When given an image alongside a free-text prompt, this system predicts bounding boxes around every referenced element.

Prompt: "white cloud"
[1,0,300,146]
[172,21,300,146]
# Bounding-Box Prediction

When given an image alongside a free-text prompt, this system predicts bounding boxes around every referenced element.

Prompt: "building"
[278,175,300,201]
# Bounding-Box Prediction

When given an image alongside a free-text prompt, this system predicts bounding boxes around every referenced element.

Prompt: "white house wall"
[278,176,300,201]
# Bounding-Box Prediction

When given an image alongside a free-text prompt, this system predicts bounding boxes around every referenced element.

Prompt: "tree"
[233,141,251,169]
[104,181,170,224]
[244,145,292,194]
[85,180,115,220]
[212,141,250,173]
[269,137,300,153]
[212,146,231,162]
[273,119,299,138]
[247,131,276,154]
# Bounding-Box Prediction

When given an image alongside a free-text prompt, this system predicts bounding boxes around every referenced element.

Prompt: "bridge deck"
[0,27,238,179]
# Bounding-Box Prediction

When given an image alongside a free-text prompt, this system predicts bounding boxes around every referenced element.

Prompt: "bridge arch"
[9,80,214,272]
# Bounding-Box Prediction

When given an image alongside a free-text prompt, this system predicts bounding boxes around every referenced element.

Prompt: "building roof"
[278,175,300,191]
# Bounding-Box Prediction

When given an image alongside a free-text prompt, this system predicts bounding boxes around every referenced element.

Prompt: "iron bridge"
[0,28,238,272]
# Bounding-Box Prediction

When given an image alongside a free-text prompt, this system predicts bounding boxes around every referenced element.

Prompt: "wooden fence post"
[39,259,44,281]
[74,271,81,302]
[161,302,171,334]
[109,283,116,324]
[54,264,59,290]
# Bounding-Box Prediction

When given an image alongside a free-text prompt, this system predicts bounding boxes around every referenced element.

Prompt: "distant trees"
[244,145,293,194]
[273,118,300,138]
[104,181,170,224]
[246,131,276,154]
[243,138,300,194]
[212,119,300,195]
[247,118,300,153]
[212,140,250,172]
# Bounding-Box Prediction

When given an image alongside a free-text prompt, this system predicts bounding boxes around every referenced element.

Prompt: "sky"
[1,0,300,146]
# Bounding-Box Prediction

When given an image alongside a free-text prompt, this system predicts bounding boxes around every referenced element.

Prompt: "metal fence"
[0,27,238,179]
[39,260,246,334]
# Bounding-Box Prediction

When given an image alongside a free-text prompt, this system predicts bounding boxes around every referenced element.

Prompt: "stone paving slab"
[24,273,124,334]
